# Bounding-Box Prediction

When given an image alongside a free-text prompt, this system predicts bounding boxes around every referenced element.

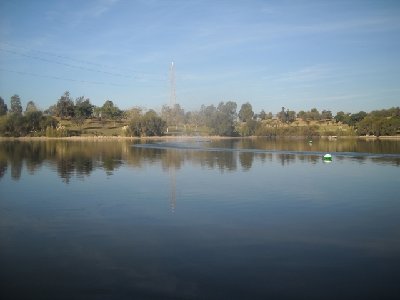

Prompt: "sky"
[0,0,399,114]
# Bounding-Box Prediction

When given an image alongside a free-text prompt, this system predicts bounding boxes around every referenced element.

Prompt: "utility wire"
[0,67,127,86]
[1,41,125,71]
[0,41,166,79]
[0,47,135,78]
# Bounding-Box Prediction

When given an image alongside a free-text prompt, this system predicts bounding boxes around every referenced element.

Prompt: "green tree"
[101,100,121,121]
[92,106,102,119]
[140,110,166,136]
[0,97,8,116]
[25,111,43,132]
[238,102,254,122]
[349,111,367,126]
[75,96,93,118]
[309,108,320,120]
[277,107,296,123]
[44,104,57,116]
[334,111,351,124]
[287,110,296,123]
[297,110,306,120]
[127,109,143,137]
[2,113,26,136]
[25,101,38,113]
[170,104,184,127]
[238,119,258,136]
[200,104,217,128]
[161,104,172,125]
[56,91,75,119]
[125,107,143,120]
[258,109,266,120]
[213,101,237,136]
[127,108,167,137]
[357,115,400,136]
[10,94,22,115]
[277,107,287,122]
[162,104,185,129]
[321,110,333,120]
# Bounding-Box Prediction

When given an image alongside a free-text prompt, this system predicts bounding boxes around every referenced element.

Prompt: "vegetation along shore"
[1,92,399,139]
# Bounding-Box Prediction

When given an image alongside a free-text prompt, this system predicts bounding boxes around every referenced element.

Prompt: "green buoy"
[323,154,332,162]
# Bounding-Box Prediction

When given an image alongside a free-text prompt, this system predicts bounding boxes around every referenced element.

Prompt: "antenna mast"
[169,61,176,106]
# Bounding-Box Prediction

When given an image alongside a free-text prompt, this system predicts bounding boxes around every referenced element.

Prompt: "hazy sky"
[0,0,399,113]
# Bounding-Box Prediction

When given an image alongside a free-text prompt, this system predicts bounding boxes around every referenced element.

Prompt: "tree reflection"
[0,138,398,182]
[0,160,7,179]
[239,152,254,171]
[277,154,296,166]
[57,158,75,183]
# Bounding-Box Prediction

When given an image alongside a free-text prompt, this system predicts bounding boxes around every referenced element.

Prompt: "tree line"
[0,92,399,137]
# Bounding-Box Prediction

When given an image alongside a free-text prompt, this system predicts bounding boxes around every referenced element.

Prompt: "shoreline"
[0,135,237,142]
[1,135,399,142]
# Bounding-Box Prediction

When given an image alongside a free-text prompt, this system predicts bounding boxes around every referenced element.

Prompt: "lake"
[1,138,400,299]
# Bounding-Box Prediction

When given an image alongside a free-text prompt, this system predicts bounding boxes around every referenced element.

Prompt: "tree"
[297,110,306,120]
[101,100,121,121]
[143,110,166,136]
[214,101,238,136]
[44,105,57,116]
[161,104,172,124]
[197,102,238,136]
[357,116,400,136]
[25,101,38,113]
[56,91,75,119]
[321,110,333,120]
[127,109,143,137]
[125,107,143,120]
[238,119,258,136]
[75,96,93,119]
[309,108,320,120]
[134,110,166,136]
[0,97,7,116]
[349,111,367,126]
[25,111,43,132]
[334,111,350,124]
[92,106,102,119]
[278,107,287,122]
[2,113,26,136]
[10,94,22,115]
[238,102,254,122]
[200,104,217,128]
[277,107,295,123]
[172,103,185,127]
[161,104,185,129]
[287,110,296,123]
[258,110,267,120]
[72,97,92,129]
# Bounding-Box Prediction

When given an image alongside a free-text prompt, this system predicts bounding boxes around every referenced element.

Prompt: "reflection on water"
[0,138,399,182]
[1,138,400,299]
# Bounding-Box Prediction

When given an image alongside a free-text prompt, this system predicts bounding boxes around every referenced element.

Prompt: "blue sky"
[0,0,399,114]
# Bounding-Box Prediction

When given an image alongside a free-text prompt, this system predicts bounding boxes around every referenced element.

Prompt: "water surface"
[0,138,399,299]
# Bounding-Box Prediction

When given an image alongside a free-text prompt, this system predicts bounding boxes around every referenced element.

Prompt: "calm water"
[1,138,400,299]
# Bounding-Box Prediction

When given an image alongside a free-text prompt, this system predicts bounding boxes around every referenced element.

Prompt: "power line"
[0,47,135,78]
[0,41,166,79]
[0,67,127,86]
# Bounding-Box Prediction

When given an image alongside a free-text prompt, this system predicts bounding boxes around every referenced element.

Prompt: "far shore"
[0,135,399,142]
[0,135,240,142]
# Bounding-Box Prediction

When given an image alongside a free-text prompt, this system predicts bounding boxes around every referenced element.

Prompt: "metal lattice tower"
[169,61,176,106]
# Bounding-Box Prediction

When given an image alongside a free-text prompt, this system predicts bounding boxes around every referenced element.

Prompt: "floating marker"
[323,153,332,161]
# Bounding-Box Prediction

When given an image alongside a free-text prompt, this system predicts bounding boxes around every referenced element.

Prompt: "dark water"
[0,138,399,299]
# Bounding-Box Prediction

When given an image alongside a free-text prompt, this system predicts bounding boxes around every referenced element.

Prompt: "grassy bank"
[1,116,399,140]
